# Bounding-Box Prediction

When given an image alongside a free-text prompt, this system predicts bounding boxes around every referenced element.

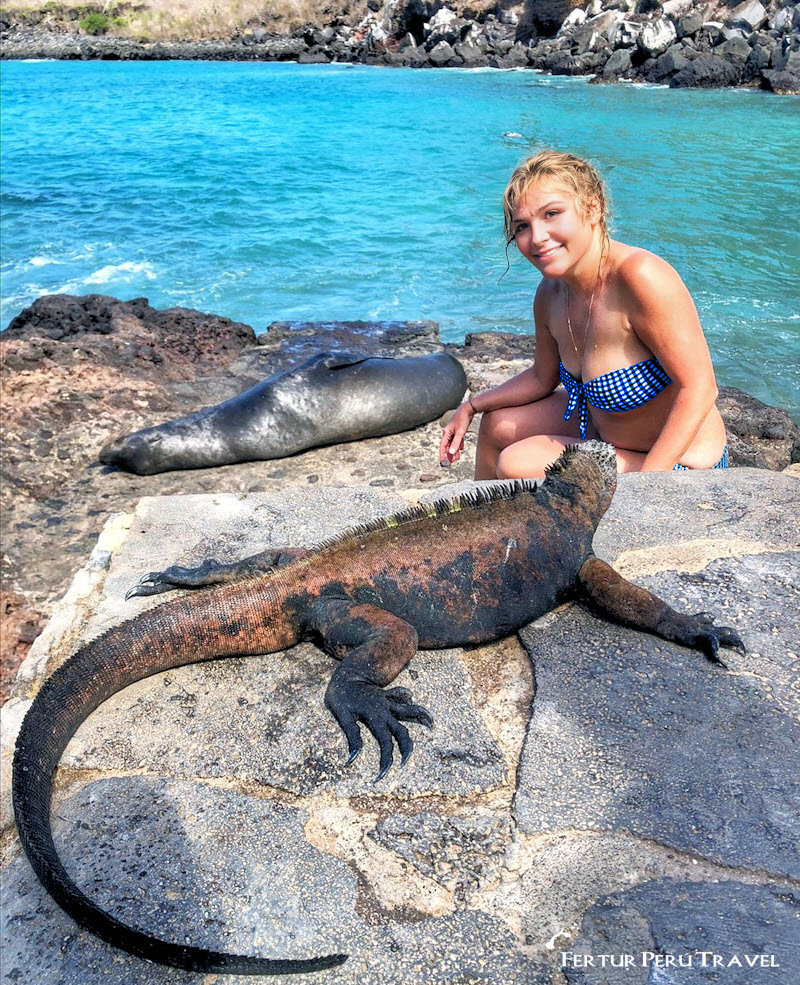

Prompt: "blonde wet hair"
[503,150,611,247]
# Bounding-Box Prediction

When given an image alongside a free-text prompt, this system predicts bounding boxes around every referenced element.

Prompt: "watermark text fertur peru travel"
[560,951,781,970]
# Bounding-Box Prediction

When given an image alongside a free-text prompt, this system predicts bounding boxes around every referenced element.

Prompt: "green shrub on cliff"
[79,11,110,33]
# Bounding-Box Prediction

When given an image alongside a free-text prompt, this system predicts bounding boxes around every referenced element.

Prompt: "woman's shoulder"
[533,275,566,311]
[611,243,682,287]
[610,242,687,305]
[533,276,559,317]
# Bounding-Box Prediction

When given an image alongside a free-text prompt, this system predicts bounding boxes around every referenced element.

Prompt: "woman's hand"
[439,401,475,466]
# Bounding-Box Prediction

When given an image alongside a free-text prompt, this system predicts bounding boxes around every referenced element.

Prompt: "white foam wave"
[50,261,158,296]
[84,261,157,285]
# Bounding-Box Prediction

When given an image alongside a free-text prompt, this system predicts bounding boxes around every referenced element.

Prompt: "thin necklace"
[566,245,605,370]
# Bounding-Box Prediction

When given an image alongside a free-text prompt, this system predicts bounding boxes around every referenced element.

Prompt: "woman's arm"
[620,252,719,471]
[439,284,561,464]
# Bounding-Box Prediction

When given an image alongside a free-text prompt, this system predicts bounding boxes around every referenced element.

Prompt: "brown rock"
[0,592,44,703]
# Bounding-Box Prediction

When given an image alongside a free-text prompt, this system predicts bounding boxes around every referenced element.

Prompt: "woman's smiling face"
[510,180,598,278]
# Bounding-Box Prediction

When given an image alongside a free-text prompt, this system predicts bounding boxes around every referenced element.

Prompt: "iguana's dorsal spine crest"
[313,478,540,554]
[543,441,617,480]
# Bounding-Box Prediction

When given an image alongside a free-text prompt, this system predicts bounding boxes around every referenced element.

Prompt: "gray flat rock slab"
[64,642,507,797]
[563,879,799,985]
[516,551,800,878]
[593,468,800,561]
[2,777,549,985]
[3,469,799,985]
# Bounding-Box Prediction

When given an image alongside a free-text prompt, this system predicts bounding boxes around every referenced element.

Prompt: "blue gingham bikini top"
[559,357,672,439]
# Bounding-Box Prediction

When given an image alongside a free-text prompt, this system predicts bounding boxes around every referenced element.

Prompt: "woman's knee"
[477,408,519,450]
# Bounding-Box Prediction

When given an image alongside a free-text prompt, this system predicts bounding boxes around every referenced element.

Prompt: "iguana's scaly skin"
[12,442,744,976]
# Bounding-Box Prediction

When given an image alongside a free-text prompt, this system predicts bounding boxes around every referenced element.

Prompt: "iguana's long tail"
[12,587,347,975]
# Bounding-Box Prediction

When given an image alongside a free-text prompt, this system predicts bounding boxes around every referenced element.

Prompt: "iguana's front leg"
[577,556,745,667]
[306,595,433,780]
[127,547,309,598]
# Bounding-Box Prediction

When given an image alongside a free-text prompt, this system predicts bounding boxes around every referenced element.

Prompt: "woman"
[439,151,728,478]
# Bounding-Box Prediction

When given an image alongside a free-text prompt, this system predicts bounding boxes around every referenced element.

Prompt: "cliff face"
[0,0,368,39]
[2,0,798,92]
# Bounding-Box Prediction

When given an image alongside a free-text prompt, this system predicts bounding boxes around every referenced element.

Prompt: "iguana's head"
[544,441,617,516]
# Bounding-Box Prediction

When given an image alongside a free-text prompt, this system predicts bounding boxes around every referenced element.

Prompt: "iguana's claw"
[659,610,746,667]
[126,559,225,600]
[695,634,727,669]
[690,611,745,665]
[125,573,176,600]
[384,687,434,730]
[324,674,433,782]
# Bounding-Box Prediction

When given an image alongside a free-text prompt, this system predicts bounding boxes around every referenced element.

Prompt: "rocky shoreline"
[2,0,799,92]
[1,292,799,702]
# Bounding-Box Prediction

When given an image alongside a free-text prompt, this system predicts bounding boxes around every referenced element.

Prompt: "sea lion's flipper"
[126,547,309,599]
[311,351,372,370]
[306,595,432,780]
[577,555,745,667]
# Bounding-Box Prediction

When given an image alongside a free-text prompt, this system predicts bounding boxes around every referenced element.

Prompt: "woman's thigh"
[479,390,583,449]
[497,435,646,478]
[496,434,578,479]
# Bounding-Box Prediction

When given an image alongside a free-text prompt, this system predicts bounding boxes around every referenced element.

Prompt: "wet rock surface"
[2,0,798,92]
[1,293,798,700]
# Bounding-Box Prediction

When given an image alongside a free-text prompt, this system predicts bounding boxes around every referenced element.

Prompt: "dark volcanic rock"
[762,67,800,93]
[565,880,799,984]
[670,52,741,86]
[527,0,585,35]
[253,317,442,362]
[428,39,457,65]
[296,47,330,63]
[545,49,581,74]
[3,294,255,377]
[645,44,689,82]
[453,41,487,66]
[718,34,752,71]
[717,385,800,469]
[599,47,633,79]
[744,40,772,80]
[677,10,704,39]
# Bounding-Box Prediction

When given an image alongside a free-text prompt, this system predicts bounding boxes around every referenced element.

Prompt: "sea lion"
[99,351,467,475]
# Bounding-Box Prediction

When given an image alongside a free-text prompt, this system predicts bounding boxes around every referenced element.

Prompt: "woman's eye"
[545,211,560,219]
[514,224,528,236]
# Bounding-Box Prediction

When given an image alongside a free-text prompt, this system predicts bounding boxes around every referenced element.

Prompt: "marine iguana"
[13,441,744,976]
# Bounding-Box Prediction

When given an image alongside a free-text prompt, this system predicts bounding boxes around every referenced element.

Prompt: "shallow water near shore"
[1,60,798,418]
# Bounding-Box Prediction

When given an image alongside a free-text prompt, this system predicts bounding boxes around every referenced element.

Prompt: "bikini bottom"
[672,445,729,471]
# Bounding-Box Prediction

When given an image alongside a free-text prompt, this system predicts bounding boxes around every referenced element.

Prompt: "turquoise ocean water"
[1,61,798,418]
